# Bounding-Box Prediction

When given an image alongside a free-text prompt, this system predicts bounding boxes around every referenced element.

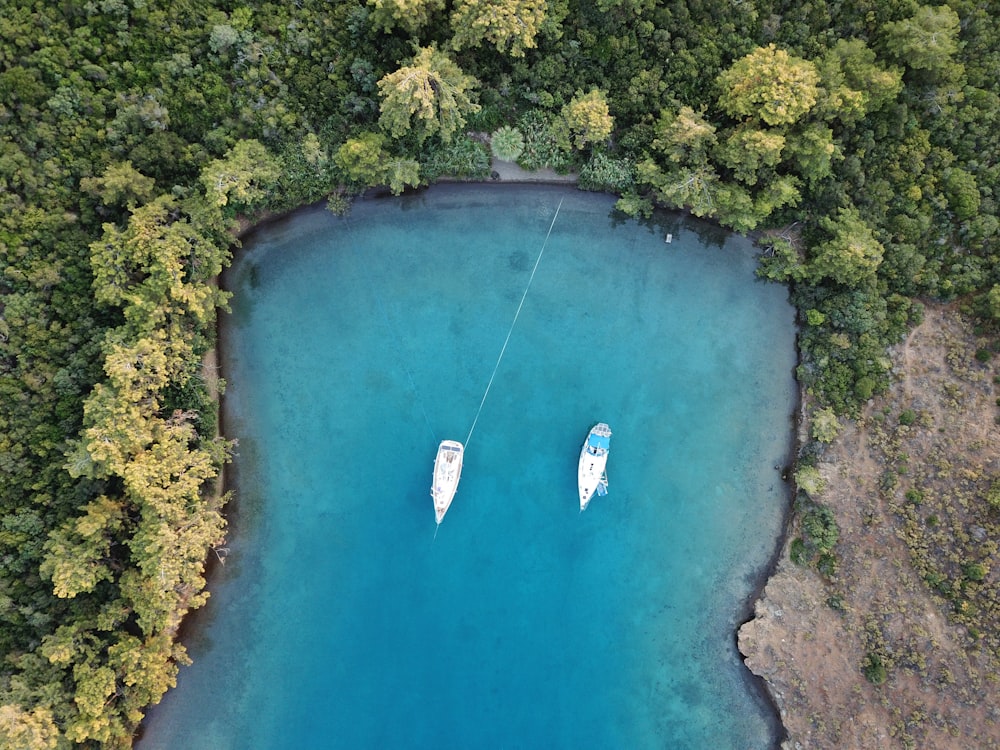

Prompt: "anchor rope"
[464,198,563,449]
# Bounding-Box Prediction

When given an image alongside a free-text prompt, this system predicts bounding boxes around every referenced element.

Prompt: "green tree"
[636,108,723,220]
[450,0,548,57]
[750,175,802,223]
[717,44,820,126]
[369,0,446,34]
[757,234,808,282]
[40,495,126,599]
[554,88,614,150]
[377,47,480,144]
[200,139,282,211]
[942,167,980,221]
[652,106,717,165]
[808,207,885,285]
[65,662,119,743]
[638,158,720,219]
[384,157,422,195]
[80,161,157,210]
[801,503,839,554]
[986,285,1000,320]
[106,631,187,729]
[119,418,223,635]
[334,133,422,194]
[796,465,826,496]
[0,704,59,750]
[811,407,842,443]
[815,39,902,124]
[713,182,758,233]
[784,123,838,186]
[335,132,391,186]
[715,126,785,186]
[89,195,229,326]
[883,5,962,73]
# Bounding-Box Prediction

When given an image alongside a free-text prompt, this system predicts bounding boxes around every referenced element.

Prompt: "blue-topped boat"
[578,423,611,510]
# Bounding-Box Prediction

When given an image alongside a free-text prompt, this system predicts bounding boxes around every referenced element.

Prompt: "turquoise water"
[139,185,796,749]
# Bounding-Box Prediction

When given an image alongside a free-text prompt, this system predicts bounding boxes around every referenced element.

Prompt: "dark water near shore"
[139,185,796,749]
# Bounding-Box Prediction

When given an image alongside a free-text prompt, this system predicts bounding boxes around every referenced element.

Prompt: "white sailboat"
[431,440,464,524]
[578,423,611,511]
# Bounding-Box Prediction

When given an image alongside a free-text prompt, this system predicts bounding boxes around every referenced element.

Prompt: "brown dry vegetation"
[740,303,1000,749]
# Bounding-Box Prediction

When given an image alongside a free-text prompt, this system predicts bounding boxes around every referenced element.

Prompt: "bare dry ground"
[740,303,1000,749]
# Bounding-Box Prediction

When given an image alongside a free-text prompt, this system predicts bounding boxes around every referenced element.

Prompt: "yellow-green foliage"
[369,0,446,34]
[334,133,422,195]
[377,47,481,144]
[717,44,820,126]
[555,88,614,150]
[796,465,826,496]
[450,0,548,57]
[811,407,842,443]
[715,126,786,186]
[200,140,282,210]
[0,704,60,750]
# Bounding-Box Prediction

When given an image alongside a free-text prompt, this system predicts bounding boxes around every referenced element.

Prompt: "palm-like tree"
[490,126,525,161]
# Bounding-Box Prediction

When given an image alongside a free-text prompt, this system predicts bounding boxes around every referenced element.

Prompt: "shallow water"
[139,185,796,749]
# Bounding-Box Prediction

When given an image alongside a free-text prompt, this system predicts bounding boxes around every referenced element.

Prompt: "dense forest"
[1,0,998,746]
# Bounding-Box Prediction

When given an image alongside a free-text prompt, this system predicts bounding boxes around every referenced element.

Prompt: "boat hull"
[578,423,611,510]
[431,440,464,524]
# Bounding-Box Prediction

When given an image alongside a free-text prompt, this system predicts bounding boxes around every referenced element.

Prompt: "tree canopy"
[717,44,821,127]
[377,46,481,144]
[450,0,549,57]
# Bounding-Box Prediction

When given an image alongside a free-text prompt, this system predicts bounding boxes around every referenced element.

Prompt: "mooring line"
[464,198,563,449]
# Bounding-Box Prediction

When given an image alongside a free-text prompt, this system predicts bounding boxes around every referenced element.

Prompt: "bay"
[139,184,796,749]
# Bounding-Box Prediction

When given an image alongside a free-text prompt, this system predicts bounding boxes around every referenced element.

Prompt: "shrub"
[880,468,899,492]
[801,503,839,554]
[805,308,826,326]
[862,652,888,685]
[797,440,824,467]
[789,537,808,565]
[899,409,917,426]
[811,407,841,443]
[795,465,826,496]
[467,103,505,132]
[578,152,636,194]
[987,480,1000,509]
[517,110,574,172]
[421,136,491,180]
[816,552,839,577]
[326,191,352,216]
[963,562,988,581]
[855,375,877,400]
